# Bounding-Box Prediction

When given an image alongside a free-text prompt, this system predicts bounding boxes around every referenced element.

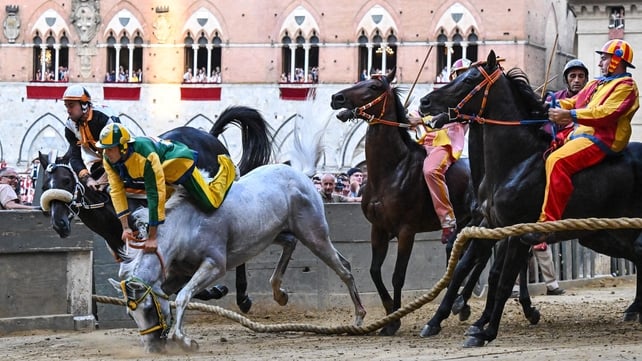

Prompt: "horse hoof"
[458,305,471,322]
[464,325,482,336]
[527,308,541,325]
[276,292,289,306]
[419,324,441,337]
[238,296,252,314]
[452,295,466,315]
[463,336,486,348]
[378,321,401,336]
[209,285,229,299]
[622,311,638,322]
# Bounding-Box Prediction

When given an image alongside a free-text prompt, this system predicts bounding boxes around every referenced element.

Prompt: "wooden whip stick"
[404,46,434,109]
[541,34,559,99]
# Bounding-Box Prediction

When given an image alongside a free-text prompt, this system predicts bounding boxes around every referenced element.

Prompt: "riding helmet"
[562,59,589,79]
[62,85,92,113]
[95,123,134,149]
[596,39,635,73]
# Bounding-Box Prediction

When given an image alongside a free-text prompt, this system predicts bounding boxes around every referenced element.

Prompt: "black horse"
[40,106,272,309]
[330,69,476,335]
[420,50,642,346]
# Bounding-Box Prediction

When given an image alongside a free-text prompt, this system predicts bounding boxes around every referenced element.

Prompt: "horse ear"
[387,68,396,83]
[108,278,124,296]
[488,51,497,68]
[38,151,49,169]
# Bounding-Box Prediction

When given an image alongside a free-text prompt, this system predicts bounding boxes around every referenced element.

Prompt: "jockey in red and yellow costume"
[524,39,640,244]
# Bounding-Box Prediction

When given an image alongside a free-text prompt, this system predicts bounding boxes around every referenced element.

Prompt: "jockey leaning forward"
[523,39,640,244]
[62,85,120,191]
[95,123,236,253]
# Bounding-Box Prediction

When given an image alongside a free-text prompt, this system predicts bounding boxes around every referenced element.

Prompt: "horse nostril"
[332,93,345,105]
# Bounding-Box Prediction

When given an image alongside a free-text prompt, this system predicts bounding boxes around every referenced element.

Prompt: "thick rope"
[94,217,642,335]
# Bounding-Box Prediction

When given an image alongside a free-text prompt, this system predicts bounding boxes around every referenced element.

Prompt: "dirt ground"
[2,277,641,361]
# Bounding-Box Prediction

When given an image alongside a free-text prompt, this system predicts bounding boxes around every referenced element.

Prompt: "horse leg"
[369,226,395,333]
[234,264,252,313]
[622,261,642,322]
[464,238,531,347]
[516,253,541,325]
[299,231,366,327]
[452,240,493,321]
[421,239,492,337]
[465,238,508,337]
[269,233,298,306]
[171,257,225,352]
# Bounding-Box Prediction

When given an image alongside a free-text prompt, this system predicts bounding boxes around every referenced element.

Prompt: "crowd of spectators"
[182,66,222,83]
[33,66,69,82]
[312,167,365,203]
[104,66,143,83]
[279,67,319,83]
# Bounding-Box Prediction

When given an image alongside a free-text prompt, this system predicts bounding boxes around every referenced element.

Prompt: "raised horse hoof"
[527,308,541,325]
[451,295,466,315]
[378,320,401,336]
[622,311,639,322]
[193,285,229,301]
[419,324,441,337]
[462,335,487,348]
[458,305,472,322]
[208,285,229,299]
[238,295,253,314]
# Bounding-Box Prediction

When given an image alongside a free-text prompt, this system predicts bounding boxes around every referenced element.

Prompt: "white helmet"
[62,85,92,113]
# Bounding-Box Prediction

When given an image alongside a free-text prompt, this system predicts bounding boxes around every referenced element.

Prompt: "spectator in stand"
[0,167,38,210]
[183,68,192,83]
[360,69,368,82]
[280,73,288,83]
[135,69,143,83]
[347,167,364,198]
[319,173,359,203]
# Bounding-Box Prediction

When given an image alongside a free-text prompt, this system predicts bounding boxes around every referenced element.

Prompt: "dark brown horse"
[330,69,475,335]
[420,51,642,346]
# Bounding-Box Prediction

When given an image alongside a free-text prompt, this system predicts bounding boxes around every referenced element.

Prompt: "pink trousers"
[423,145,456,228]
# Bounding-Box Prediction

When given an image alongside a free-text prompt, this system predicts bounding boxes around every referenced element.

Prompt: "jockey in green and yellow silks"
[96,123,236,253]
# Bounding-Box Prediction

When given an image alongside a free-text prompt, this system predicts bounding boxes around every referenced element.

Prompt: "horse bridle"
[120,277,171,337]
[447,65,527,126]
[351,75,412,129]
[41,163,110,214]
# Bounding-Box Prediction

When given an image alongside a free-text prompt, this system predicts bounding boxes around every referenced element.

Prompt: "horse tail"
[211,106,273,175]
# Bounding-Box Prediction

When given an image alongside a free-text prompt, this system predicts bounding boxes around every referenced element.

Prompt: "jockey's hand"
[86,177,99,191]
[95,172,109,192]
[121,227,135,242]
[548,108,572,127]
[431,113,450,129]
[144,237,158,254]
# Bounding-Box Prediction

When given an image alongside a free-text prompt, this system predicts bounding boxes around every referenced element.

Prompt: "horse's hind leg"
[270,233,298,306]
[235,264,253,313]
[301,233,366,327]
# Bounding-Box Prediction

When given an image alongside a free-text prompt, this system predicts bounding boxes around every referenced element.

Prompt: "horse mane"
[504,67,548,119]
[391,86,424,152]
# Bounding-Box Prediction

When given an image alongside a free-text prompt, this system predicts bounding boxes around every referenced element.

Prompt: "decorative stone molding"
[71,0,101,43]
[3,5,20,43]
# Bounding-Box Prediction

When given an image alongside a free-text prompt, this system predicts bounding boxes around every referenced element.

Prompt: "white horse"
[110,164,366,352]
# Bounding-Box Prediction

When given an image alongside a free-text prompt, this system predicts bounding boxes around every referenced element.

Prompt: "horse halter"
[352,75,411,129]
[120,277,171,337]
